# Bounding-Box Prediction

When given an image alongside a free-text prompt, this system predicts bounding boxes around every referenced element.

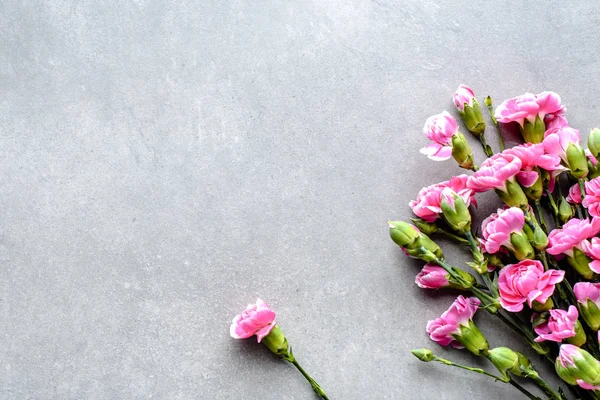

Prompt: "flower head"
[426,296,484,351]
[574,282,600,331]
[453,85,476,111]
[556,345,600,390]
[547,218,600,257]
[467,153,522,193]
[503,143,565,188]
[543,126,581,162]
[420,111,458,161]
[583,178,600,217]
[415,264,449,289]
[230,299,277,342]
[567,183,582,204]
[534,306,579,343]
[495,93,540,126]
[481,207,525,254]
[409,175,475,223]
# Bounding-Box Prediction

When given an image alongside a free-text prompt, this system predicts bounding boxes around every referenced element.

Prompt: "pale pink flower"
[545,114,568,131]
[480,207,524,254]
[230,299,276,342]
[543,126,581,162]
[535,91,565,120]
[580,238,600,274]
[426,296,480,347]
[409,175,476,222]
[415,264,449,289]
[573,282,600,304]
[453,85,476,111]
[557,345,600,391]
[495,93,539,126]
[498,259,565,312]
[534,306,578,343]
[547,218,600,257]
[420,111,458,161]
[567,183,582,204]
[467,153,522,193]
[583,178,600,217]
[504,143,564,188]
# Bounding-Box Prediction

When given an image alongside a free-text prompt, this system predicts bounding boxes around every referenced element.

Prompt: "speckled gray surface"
[1,1,600,399]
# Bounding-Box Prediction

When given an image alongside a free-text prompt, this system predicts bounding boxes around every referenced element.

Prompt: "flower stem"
[433,356,508,381]
[534,199,548,233]
[485,96,505,151]
[579,178,590,219]
[546,189,561,228]
[531,376,563,400]
[290,359,329,400]
[508,380,542,400]
[438,228,471,245]
[479,134,494,157]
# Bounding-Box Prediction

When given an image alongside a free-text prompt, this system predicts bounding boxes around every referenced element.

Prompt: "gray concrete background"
[1,1,599,399]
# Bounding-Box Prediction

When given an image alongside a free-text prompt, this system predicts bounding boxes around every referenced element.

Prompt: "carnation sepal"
[567,248,596,280]
[496,179,529,208]
[451,132,475,170]
[521,115,545,144]
[566,143,589,179]
[453,320,489,357]
[458,99,486,136]
[565,320,587,347]
[579,298,600,331]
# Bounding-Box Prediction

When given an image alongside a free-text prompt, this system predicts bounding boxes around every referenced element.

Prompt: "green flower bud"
[588,128,600,159]
[579,299,600,331]
[556,345,600,389]
[440,191,471,233]
[559,197,574,223]
[488,347,519,378]
[566,143,589,179]
[532,225,548,250]
[451,132,475,170]
[389,221,443,262]
[455,320,489,357]
[495,179,529,208]
[509,232,535,260]
[410,218,439,236]
[484,96,493,108]
[411,348,435,362]
[412,234,444,262]
[567,248,596,280]
[458,100,486,136]
[566,320,587,347]
[521,115,545,144]
[389,221,420,248]
[261,325,293,361]
[515,352,539,379]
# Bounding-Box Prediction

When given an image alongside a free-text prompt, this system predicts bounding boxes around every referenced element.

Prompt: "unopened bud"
[532,225,548,250]
[559,197,574,223]
[411,348,435,362]
[588,128,600,159]
[451,132,475,170]
[556,344,600,390]
[509,232,535,260]
[567,143,589,179]
[410,218,439,236]
[440,190,471,233]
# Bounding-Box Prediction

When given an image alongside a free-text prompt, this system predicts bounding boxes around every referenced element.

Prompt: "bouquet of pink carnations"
[390,86,600,400]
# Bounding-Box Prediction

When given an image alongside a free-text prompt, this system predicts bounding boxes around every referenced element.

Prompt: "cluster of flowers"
[391,86,600,399]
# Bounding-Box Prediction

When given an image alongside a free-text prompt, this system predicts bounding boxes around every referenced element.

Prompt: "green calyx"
[454,320,489,357]
[451,132,475,170]
[509,232,535,260]
[458,100,486,136]
[567,248,596,280]
[261,325,294,361]
[589,128,600,159]
[495,180,529,208]
[559,197,574,223]
[521,115,545,144]
[579,298,600,331]
[566,320,587,347]
[440,193,472,233]
[566,143,589,179]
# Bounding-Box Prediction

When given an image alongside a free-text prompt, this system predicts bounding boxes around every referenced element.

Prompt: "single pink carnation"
[535,91,565,120]
[534,306,578,343]
[426,296,480,347]
[580,237,600,274]
[583,178,600,217]
[415,264,449,289]
[495,93,539,126]
[557,345,600,391]
[547,218,600,257]
[504,142,564,188]
[567,183,582,204]
[230,299,276,342]
[453,85,476,112]
[409,175,476,222]
[420,111,458,161]
[543,126,581,162]
[467,153,522,193]
[497,259,565,312]
[480,207,524,254]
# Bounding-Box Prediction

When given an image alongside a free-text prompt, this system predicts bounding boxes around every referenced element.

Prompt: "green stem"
[546,189,561,228]
[532,376,563,400]
[291,359,329,400]
[438,228,471,245]
[579,178,590,219]
[534,199,548,233]
[433,356,507,381]
[433,256,498,307]
[485,97,505,151]
[479,134,494,157]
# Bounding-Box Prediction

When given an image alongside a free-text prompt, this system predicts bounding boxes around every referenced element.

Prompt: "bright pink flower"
[504,143,564,188]
[480,207,524,254]
[534,306,578,343]
[420,111,458,161]
[230,299,276,342]
[495,93,539,126]
[498,259,565,312]
[453,85,476,111]
[415,264,449,289]
[573,282,600,304]
[535,91,565,120]
[547,218,600,257]
[426,296,480,347]
[583,178,600,217]
[557,345,600,390]
[409,175,476,222]
[543,126,581,162]
[580,238,600,274]
[567,183,582,204]
[467,153,522,193]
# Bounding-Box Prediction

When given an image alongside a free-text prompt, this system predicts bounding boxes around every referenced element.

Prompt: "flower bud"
[579,299,600,331]
[484,96,493,108]
[567,143,589,179]
[389,221,443,262]
[440,190,471,233]
[410,218,439,236]
[449,268,477,289]
[567,248,596,280]
[509,232,535,260]
[389,221,420,248]
[532,225,548,250]
[488,347,519,379]
[496,179,529,208]
[411,348,435,362]
[451,132,475,170]
[458,100,486,136]
[556,344,600,390]
[521,115,545,144]
[589,128,600,159]
[559,197,574,223]
[261,325,293,361]
[456,320,489,357]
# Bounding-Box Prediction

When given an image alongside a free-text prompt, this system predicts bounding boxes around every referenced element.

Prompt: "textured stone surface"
[1,1,600,399]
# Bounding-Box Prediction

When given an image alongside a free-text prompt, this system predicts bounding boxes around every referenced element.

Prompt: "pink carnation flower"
[497,259,564,312]
[557,345,600,391]
[547,218,600,257]
[544,114,568,131]
[534,306,579,343]
[535,91,565,120]
[567,183,582,204]
[573,282,600,305]
[420,111,458,161]
[583,178,600,217]
[467,153,522,193]
[230,299,276,342]
[543,126,581,162]
[415,264,449,289]
[453,85,476,111]
[495,93,540,126]
[504,143,564,188]
[480,207,524,254]
[409,175,476,222]
[426,296,480,347]
[580,238,600,274]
